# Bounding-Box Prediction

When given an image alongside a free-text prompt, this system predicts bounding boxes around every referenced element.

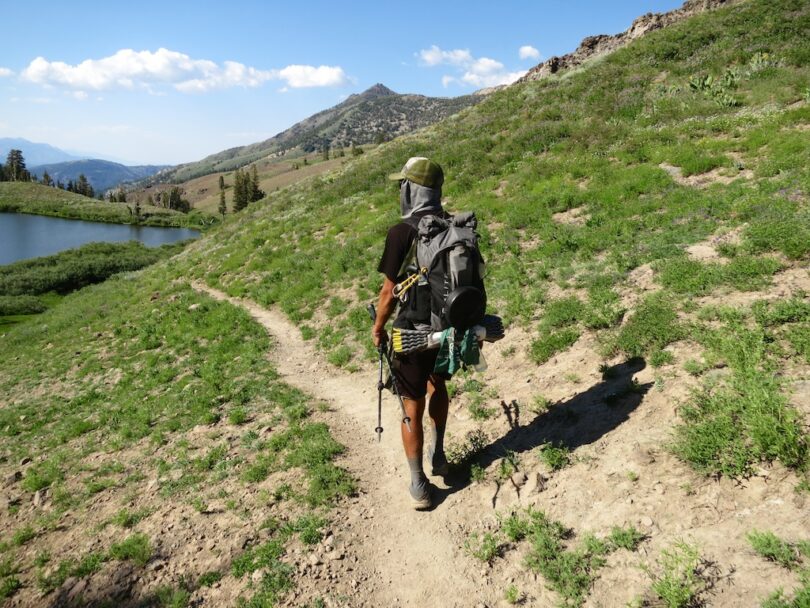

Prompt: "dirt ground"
[194,270,810,607]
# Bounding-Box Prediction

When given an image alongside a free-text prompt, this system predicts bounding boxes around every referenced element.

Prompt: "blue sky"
[0,0,683,165]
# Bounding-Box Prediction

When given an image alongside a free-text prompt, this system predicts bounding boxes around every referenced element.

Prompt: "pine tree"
[249,165,264,202]
[5,149,26,181]
[218,188,227,217]
[219,175,225,191]
[322,147,330,161]
[76,174,91,197]
[41,171,53,187]
[233,169,248,211]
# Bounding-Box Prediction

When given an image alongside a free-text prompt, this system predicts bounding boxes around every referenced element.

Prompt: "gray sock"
[429,425,446,464]
[407,457,428,497]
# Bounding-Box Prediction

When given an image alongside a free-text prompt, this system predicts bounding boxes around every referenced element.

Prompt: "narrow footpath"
[192,282,495,608]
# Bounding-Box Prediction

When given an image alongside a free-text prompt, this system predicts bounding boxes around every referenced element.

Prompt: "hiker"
[372,157,451,510]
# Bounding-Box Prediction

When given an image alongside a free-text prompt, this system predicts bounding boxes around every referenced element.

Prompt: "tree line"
[217,164,264,216]
[1,149,95,197]
[1,149,195,214]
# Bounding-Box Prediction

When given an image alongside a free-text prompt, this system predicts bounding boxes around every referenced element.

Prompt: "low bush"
[0,241,185,296]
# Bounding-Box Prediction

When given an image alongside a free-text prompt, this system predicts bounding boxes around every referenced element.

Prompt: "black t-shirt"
[377,210,448,282]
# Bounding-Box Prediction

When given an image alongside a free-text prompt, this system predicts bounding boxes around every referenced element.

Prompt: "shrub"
[108,533,152,567]
[617,296,684,357]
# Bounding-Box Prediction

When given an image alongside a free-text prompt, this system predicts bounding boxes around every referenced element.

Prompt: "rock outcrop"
[517,0,740,84]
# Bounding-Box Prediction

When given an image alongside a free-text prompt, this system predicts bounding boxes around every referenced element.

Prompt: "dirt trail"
[192,282,494,608]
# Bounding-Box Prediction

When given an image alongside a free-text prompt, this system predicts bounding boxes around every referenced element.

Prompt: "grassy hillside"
[182,0,809,374]
[0,182,213,228]
[1,0,809,605]
[131,150,356,215]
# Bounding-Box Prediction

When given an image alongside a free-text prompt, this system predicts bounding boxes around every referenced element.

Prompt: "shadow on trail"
[430,357,650,509]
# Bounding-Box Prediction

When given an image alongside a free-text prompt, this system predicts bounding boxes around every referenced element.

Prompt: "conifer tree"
[41,171,53,187]
[219,175,225,191]
[5,149,26,181]
[218,188,227,217]
[232,169,248,211]
[249,165,264,202]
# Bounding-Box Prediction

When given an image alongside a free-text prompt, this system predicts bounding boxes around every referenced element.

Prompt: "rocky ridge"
[517,0,741,84]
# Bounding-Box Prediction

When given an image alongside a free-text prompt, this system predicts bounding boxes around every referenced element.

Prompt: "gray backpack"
[399,212,487,331]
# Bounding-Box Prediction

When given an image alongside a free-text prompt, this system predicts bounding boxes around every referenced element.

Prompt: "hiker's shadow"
[431,357,651,509]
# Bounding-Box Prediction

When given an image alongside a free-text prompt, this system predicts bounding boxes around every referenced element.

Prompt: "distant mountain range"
[29,159,169,193]
[0,137,82,166]
[156,84,482,183]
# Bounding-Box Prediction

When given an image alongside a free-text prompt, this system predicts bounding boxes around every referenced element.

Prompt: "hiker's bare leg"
[427,377,448,427]
[401,396,425,459]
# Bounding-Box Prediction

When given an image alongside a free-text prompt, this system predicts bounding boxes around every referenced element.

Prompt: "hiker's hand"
[372,326,388,348]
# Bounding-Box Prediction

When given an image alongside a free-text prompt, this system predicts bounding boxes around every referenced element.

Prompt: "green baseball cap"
[388,157,444,188]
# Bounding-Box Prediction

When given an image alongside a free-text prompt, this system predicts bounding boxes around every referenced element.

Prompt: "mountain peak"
[357,83,397,99]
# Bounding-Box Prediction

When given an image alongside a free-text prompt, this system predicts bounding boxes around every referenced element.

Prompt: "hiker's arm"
[372,277,396,347]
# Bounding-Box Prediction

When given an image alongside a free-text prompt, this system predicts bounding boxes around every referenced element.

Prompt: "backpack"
[397,212,487,332]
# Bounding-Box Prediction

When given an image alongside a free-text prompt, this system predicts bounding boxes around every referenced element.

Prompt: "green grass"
[487,508,644,606]
[0,268,353,602]
[538,443,572,471]
[464,532,502,563]
[108,533,152,567]
[650,541,706,608]
[0,181,212,228]
[673,317,808,476]
[0,240,187,297]
[747,530,802,570]
[615,295,684,358]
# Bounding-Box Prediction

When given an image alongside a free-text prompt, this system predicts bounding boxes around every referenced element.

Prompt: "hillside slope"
[0,182,208,228]
[156,84,480,183]
[1,0,808,606]
[29,160,168,194]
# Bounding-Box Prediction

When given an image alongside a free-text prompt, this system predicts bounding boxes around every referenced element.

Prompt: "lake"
[0,212,200,265]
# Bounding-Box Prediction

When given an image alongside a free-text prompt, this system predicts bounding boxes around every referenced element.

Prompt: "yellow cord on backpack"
[392,267,427,303]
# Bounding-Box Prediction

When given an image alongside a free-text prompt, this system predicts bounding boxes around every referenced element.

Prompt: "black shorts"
[391,349,448,400]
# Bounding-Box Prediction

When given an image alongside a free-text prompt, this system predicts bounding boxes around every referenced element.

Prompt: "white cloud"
[276,65,349,89]
[519,45,541,61]
[416,45,526,89]
[0,67,13,77]
[21,48,348,94]
[418,45,473,67]
[70,90,88,100]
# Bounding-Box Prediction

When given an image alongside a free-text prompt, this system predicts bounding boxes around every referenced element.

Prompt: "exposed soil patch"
[552,206,590,226]
[659,162,753,188]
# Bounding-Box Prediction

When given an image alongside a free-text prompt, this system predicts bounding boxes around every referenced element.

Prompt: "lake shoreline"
[0,212,199,266]
[0,182,217,230]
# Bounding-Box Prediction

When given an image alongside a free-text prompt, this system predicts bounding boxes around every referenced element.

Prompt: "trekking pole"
[367,304,412,438]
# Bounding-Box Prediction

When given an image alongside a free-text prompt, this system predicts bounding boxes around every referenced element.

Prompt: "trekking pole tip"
[375,426,383,441]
